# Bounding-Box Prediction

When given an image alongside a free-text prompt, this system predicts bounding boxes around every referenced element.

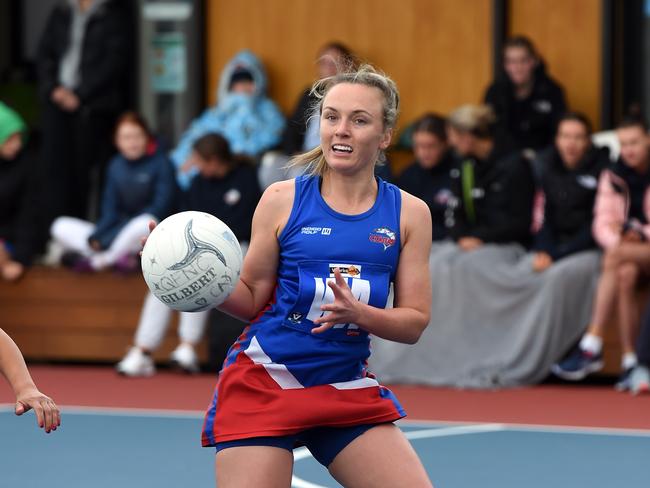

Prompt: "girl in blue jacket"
[50,112,176,272]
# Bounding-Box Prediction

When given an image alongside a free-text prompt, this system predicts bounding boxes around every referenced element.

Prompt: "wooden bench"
[0,267,207,364]
[0,267,625,376]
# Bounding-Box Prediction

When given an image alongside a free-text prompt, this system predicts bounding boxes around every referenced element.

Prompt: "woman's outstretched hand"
[15,387,61,434]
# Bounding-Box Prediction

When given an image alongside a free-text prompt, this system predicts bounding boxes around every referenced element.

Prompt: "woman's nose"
[334,119,351,137]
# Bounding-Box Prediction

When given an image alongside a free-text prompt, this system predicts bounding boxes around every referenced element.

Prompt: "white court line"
[0,403,204,419]
[3,402,650,437]
[291,423,506,488]
[2,403,650,437]
[397,417,650,438]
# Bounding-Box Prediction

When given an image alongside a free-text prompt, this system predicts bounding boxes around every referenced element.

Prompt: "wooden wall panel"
[205,0,492,132]
[509,0,602,129]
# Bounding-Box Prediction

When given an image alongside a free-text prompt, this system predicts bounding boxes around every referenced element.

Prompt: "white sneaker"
[630,365,650,395]
[116,347,155,377]
[169,343,200,374]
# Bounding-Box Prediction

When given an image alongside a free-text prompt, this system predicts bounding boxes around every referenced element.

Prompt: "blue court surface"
[1,405,649,487]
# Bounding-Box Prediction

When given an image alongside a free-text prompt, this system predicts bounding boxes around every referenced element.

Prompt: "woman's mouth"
[332,144,353,154]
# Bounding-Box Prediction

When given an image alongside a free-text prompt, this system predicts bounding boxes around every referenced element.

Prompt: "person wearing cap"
[170,50,285,190]
[0,103,41,281]
[445,104,535,250]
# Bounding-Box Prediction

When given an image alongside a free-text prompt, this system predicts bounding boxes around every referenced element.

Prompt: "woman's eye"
[355,119,368,125]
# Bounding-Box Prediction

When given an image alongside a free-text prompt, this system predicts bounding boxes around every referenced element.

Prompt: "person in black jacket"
[0,103,41,281]
[445,104,535,251]
[36,0,132,224]
[281,42,355,157]
[484,35,567,154]
[532,113,609,272]
[397,113,454,241]
[259,42,373,188]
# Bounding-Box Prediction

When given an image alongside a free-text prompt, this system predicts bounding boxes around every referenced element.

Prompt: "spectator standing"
[36,0,132,223]
[484,35,567,154]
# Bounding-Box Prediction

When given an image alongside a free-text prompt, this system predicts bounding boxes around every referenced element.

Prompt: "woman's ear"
[380,128,393,150]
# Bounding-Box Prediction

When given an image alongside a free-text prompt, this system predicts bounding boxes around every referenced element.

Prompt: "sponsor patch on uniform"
[329,264,361,278]
[301,226,332,235]
[368,227,396,251]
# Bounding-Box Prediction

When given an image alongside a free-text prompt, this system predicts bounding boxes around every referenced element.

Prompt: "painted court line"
[292,424,506,488]
[398,417,650,437]
[3,403,650,437]
[0,403,205,418]
[4,403,650,437]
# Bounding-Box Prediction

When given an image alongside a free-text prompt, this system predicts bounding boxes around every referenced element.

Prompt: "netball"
[141,211,242,312]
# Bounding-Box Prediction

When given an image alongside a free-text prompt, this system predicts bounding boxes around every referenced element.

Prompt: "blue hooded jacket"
[170,50,285,189]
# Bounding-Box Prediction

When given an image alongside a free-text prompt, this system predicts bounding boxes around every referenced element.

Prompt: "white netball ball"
[141,211,242,312]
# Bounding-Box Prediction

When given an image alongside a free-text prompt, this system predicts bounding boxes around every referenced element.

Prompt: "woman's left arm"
[312,192,432,344]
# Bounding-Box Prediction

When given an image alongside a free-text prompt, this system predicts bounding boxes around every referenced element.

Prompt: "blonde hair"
[289,64,400,177]
[447,104,496,139]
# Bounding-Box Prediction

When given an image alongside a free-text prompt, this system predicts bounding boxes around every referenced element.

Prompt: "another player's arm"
[313,192,432,344]
[0,328,60,433]
[217,180,294,321]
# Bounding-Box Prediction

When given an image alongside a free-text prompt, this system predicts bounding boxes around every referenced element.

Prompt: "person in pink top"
[552,116,650,389]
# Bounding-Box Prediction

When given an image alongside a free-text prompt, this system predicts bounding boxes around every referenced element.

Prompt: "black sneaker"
[60,251,85,268]
[614,367,634,392]
[551,346,604,381]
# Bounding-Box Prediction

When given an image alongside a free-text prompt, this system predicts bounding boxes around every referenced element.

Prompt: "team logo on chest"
[369,227,396,251]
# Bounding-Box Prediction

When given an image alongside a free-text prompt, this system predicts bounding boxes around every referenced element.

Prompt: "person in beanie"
[0,102,41,281]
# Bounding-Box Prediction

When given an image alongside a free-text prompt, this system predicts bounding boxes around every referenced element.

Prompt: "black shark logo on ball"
[168,219,227,270]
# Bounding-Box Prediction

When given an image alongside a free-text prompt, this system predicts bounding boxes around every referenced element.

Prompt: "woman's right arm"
[216,179,295,321]
[0,329,60,433]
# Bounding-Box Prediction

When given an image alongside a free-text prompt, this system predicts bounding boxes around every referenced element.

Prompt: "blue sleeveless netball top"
[275,174,401,339]
[202,175,405,446]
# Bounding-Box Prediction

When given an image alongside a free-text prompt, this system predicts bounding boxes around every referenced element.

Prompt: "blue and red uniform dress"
[202,175,406,446]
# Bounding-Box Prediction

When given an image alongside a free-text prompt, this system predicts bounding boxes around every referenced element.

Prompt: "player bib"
[282,260,392,342]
